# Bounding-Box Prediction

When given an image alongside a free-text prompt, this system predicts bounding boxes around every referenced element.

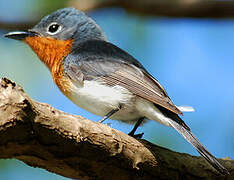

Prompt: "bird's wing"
[65,58,183,116]
[102,63,182,115]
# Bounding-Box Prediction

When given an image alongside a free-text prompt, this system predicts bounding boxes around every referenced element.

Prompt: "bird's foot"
[128,132,144,139]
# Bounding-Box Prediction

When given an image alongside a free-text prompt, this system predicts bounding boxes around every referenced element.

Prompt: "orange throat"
[24,36,73,94]
[24,36,73,71]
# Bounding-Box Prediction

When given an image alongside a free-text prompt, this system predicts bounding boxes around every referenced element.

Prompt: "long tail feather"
[177,105,195,112]
[168,118,229,175]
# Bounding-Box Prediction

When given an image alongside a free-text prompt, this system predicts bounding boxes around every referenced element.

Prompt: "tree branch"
[70,0,234,18]
[0,77,233,180]
[0,21,36,31]
[1,0,234,31]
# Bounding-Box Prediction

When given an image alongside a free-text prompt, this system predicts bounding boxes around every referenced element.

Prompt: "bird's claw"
[128,132,144,139]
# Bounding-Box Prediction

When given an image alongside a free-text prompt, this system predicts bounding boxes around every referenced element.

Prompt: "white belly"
[66,79,177,127]
[67,80,142,123]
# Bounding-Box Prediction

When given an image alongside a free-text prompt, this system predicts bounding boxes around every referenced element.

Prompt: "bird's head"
[4,7,106,69]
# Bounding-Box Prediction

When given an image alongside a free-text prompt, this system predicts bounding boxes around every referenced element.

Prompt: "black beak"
[4,31,39,40]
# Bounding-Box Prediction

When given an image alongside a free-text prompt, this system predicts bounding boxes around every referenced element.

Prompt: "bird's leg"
[128,117,144,139]
[98,105,121,123]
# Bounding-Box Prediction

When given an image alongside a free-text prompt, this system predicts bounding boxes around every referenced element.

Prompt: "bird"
[4,7,229,175]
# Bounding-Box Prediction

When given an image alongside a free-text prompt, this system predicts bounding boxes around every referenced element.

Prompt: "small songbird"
[4,8,229,174]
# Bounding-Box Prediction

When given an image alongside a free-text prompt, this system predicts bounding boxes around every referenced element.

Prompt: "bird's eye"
[47,23,62,35]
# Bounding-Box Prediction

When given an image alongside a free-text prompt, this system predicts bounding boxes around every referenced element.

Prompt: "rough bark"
[0,77,233,180]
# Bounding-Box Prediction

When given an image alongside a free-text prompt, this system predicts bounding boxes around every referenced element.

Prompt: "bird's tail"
[167,118,229,175]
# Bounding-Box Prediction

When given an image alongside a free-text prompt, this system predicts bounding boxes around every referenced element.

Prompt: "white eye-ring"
[47,22,62,35]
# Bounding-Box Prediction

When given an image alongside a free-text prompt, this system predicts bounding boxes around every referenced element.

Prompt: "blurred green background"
[0,0,234,179]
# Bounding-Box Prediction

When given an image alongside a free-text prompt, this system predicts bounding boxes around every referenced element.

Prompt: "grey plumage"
[32,7,106,44]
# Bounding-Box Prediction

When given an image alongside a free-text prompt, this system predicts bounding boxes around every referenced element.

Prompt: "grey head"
[31,7,107,45]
